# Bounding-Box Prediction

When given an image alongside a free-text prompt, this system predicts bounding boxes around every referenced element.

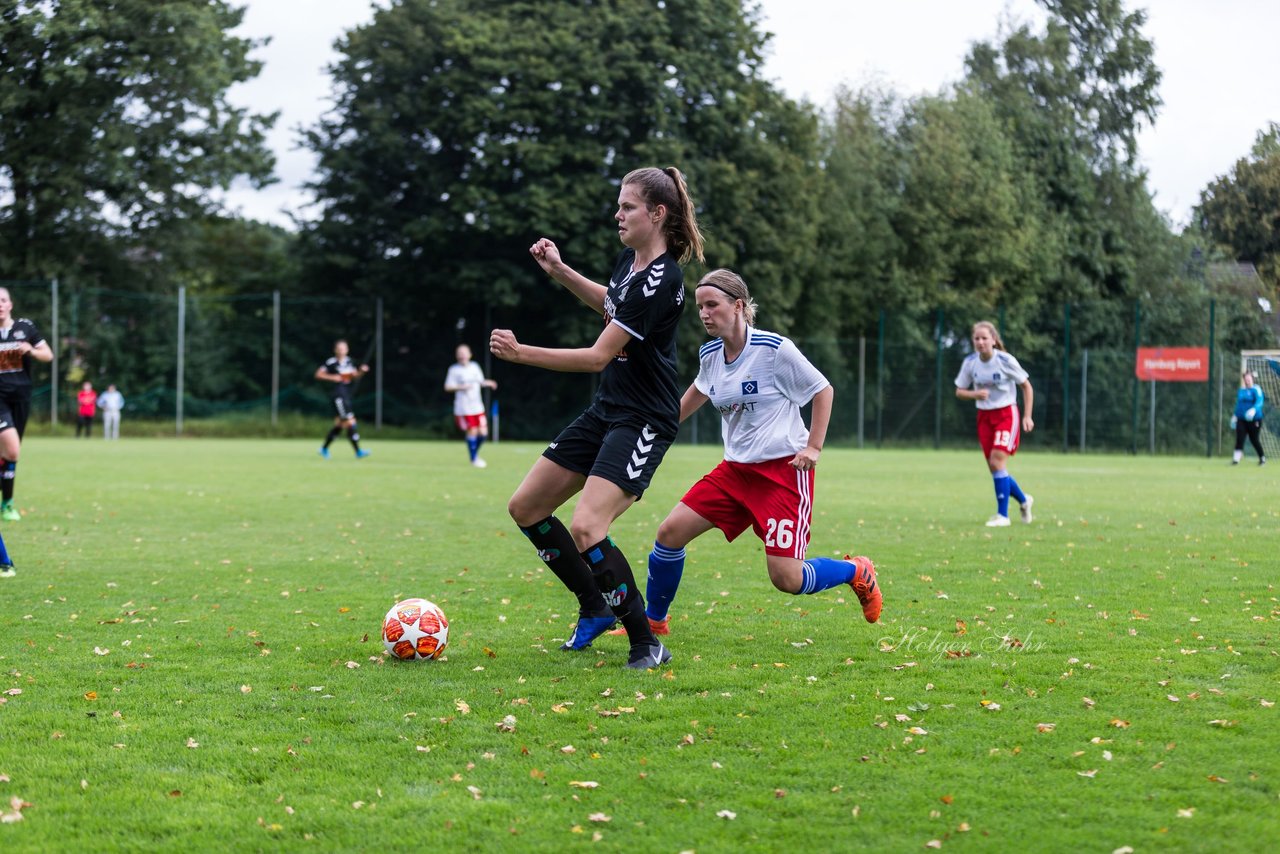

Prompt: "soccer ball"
[382,598,449,661]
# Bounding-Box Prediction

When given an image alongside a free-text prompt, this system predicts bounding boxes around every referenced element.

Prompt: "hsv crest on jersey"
[741,380,758,395]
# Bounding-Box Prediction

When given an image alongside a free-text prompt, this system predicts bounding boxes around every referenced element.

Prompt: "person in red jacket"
[76,381,96,438]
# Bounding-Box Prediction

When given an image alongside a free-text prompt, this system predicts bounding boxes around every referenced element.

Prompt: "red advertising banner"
[1134,347,1209,381]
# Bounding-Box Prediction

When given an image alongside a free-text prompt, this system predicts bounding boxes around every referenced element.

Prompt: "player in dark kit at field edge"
[315,339,371,459]
[0,286,54,526]
[490,166,704,669]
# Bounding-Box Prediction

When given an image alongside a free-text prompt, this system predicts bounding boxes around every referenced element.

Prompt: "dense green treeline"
[1,0,1276,439]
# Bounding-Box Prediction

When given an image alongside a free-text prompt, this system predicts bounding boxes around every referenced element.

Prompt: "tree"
[302,0,821,432]
[0,0,276,280]
[1196,123,1280,291]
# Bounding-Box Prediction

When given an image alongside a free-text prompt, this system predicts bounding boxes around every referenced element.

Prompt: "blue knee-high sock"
[1007,474,1026,505]
[645,542,685,620]
[0,532,10,565]
[799,557,856,594]
[466,436,479,461]
[992,470,1012,517]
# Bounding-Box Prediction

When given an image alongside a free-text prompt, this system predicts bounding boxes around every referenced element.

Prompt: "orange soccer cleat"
[845,555,882,623]
[607,616,670,637]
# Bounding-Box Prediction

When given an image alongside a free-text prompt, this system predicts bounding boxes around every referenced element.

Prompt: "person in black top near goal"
[490,166,704,669]
[315,339,371,459]
[0,287,54,526]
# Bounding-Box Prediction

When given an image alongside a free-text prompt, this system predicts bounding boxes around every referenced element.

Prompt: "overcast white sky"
[222,0,1280,231]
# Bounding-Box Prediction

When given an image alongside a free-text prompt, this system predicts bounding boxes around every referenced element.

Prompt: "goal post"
[1239,350,1280,459]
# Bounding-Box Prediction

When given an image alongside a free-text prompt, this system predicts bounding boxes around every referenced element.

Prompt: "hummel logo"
[626,426,657,478]
[642,264,664,297]
[548,442,558,449]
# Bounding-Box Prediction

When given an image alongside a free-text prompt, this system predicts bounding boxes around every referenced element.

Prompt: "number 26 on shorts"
[765,518,795,550]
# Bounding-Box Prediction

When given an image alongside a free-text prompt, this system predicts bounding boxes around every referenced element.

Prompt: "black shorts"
[0,392,31,438]
[542,404,674,499]
[331,393,355,421]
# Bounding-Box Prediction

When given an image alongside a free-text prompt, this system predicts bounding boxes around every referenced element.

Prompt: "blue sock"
[799,557,856,594]
[645,542,685,620]
[992,470,1011,517]
[466,436,479,461]
[0,532,10,565]
[1007,475,1026,505]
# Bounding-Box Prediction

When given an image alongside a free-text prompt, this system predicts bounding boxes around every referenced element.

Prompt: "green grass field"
[1,437,1277,851]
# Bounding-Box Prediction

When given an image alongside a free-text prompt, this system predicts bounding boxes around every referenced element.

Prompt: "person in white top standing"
[625,269,882,639]
[444,344,497,467]
[97,383,125,440]
[954,320,1035,527]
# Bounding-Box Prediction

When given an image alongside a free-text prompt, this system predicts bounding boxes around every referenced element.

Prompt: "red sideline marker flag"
[1135,347,1209,381]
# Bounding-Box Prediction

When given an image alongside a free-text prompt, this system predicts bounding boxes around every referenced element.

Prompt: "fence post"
[50,278,59,427]
[934,308,944,449]
[271,290,280,427]
[1149,379,1156,454]
[176,286,185,435]
[1205,298,1215,457]
[1130,301,1141,455]
[876,309,885,448]
[857,336,865,449]
[1062,302,1071,452]
[375,297,384,430]
[1079,348,1088,453]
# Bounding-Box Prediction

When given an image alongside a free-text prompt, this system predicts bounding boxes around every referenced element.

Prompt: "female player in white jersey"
[444,344,497,467]
[954,320,1034,526]
[624,269,882,637]
[490,166,704,669]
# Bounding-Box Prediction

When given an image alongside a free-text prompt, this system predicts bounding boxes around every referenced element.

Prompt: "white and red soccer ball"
[382,598,449,661]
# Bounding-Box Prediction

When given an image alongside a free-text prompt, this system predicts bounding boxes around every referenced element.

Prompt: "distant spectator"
[97,384,124,440]
[76,381,96,438]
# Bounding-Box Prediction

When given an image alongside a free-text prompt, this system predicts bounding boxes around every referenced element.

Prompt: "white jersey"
[694,328,830,464]
[954,351,1028,410]
[445,361,487,417]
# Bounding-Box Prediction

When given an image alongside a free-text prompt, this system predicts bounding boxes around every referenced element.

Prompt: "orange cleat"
[845,555,882,623]
[606,616,670,637]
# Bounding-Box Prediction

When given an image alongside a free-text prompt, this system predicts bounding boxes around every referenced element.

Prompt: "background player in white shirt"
[627,269,882,637]
[444,344,497,467]
[954,320,1035,526]
[490,166,705,669]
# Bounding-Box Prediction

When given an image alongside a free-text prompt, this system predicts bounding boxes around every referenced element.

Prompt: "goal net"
[1240,350,1280,459]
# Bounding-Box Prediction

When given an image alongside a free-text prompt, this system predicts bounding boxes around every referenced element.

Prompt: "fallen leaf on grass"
[1177,808,1195,818]
[185,738,199,749]
[908,727,929,736]
[1082,697,1095,708]
[455,699,471,714]
[568,781,598,789]
[1036,723,1056,733]
[560,745,576,754]
[84,691,97,701]
[980,701,1001,711]
[495,715,517,733]
[1110,719,1130,728]
[93,647,109,656]
[466,786,482,800]
[1078,769,1098,778]
[925,840,942,849]
[345,661,360,669]
[588,813,610,822]
[1206,775,1229,784]
[1207,720,1235,728]
[1260,699,1274,708]
[717,810,737,820]
[1,795,32,823]
[551,703,573,713]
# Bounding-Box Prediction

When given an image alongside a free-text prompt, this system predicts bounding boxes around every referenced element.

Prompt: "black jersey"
[321,356,359,399]
[596,248,685,436]
[0,318,46,395]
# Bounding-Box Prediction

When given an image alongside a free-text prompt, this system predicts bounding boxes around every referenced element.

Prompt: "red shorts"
[977,405,1020,457]
[680,457,815,560]
[455,413,487,434]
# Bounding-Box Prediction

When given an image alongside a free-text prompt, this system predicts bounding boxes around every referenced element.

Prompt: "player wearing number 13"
[631,270,882,636]
[954,320,1035,527]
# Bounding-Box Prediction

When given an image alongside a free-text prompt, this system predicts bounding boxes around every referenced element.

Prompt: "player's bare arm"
[529,238,607,314]
[1020,380,1035,432]
[956,387,989,401]
[678,384,709,423]
[792,384,833,471]
[490,322,630,373]
[17,341,53,363]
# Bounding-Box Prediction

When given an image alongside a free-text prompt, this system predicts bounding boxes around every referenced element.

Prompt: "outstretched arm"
[530,238,608,315]
[490,320,631,373]
[678,383,709,423]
